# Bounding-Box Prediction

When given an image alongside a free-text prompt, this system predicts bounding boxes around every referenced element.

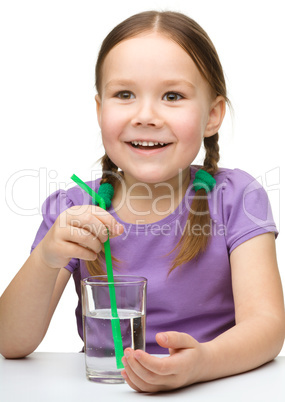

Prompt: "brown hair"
[86,10,229,276]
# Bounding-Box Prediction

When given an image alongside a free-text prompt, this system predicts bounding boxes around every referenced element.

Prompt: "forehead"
[101,32,207,89]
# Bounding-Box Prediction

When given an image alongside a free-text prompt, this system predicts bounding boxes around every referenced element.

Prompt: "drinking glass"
[81,275,147,383]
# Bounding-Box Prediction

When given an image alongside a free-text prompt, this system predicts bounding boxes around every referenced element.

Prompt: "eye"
[163,92,183,102]
[116,91,135,100]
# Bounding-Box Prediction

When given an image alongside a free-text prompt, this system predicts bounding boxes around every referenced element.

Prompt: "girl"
[0,10,284,392]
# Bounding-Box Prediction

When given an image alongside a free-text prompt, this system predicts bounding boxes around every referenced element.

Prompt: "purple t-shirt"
[31,166,278,354]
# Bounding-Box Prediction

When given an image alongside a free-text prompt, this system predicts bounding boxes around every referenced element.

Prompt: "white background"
[0,0,284,355]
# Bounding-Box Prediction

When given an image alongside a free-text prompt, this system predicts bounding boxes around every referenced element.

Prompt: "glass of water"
[81,275,147,383]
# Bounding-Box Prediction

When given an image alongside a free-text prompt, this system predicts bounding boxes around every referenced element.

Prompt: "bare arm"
[0,248,71,358]
[120,233,285,392]
[0,205,124,359]
[201,232,285,379]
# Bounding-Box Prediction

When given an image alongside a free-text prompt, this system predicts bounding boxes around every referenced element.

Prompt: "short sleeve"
[221,169,278,254]
[30,189,79,273]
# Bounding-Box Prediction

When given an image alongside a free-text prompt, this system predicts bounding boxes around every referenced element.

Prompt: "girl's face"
[96,32,223,185]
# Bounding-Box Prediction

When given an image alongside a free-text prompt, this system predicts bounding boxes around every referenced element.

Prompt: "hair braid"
[87,10,229,276]
[100,154,121,186]
[168,133,220,274]
[203,133,220,175]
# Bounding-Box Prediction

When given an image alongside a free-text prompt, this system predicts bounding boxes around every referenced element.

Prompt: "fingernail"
[134,350,142,360]
[124,350,131,358]
[122,356,128,367]
[114,223,124,235]
[101,235,108,243]
[159,333,168,343]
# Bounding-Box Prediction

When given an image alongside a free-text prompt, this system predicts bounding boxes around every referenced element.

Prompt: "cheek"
[100,108,122,139]
[174,112,205,143]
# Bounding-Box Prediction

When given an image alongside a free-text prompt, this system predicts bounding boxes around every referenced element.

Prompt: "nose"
[131,100,163,128]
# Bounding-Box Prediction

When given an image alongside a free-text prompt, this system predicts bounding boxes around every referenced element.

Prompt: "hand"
[121,331,208,392]
[37,205,124,269]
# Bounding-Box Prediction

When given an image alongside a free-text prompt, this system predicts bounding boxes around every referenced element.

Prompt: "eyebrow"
[104,79,196,90]
[160,79,196,90]
[104,79,136,90]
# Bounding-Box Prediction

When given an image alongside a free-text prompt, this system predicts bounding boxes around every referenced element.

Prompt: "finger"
[121,369,141,392]
[63,241,97,261]
[131,349,175,376]
[124,349,177,387]
[122,354,166,393]
[68,205,124,238]
[68,215,109,243]
[64,224,102,253]
[156,331,198,350]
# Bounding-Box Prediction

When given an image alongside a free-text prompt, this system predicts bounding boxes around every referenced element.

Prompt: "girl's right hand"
[37,205,124,269]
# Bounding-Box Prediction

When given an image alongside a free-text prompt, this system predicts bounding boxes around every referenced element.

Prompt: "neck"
[112,168,191,224]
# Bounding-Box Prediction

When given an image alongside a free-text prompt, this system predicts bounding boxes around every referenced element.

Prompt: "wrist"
[31,243,62,273]
[195,341,217,383]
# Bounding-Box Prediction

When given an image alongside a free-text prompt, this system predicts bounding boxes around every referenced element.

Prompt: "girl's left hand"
[121,331,208,392]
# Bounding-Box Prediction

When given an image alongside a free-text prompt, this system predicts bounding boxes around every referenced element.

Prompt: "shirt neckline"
[109,166,197,231]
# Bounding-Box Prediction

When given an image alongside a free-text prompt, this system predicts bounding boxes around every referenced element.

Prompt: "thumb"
[155,331,198,351]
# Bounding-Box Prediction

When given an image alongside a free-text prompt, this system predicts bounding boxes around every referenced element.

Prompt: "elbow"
[0,347,34,359]
[1,353,28,359]
[0,341,37,359]
[0,326,44,359]
[278,318,285,355]
[0,326,46,359]
[269,313,285,360]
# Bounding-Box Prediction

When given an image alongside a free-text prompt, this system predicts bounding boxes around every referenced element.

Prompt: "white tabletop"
[0,353,284,402]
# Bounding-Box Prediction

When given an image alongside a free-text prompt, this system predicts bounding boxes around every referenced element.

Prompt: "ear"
[95,94,102,128]
[204,96,226,138]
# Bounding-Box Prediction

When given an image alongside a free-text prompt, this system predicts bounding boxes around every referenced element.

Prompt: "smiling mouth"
[129,141,171,150]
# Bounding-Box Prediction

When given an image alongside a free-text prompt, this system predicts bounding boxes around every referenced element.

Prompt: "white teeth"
[131,141,167,147]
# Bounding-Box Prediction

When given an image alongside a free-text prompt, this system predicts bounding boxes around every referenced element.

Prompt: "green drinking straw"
[71,174,124,369]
